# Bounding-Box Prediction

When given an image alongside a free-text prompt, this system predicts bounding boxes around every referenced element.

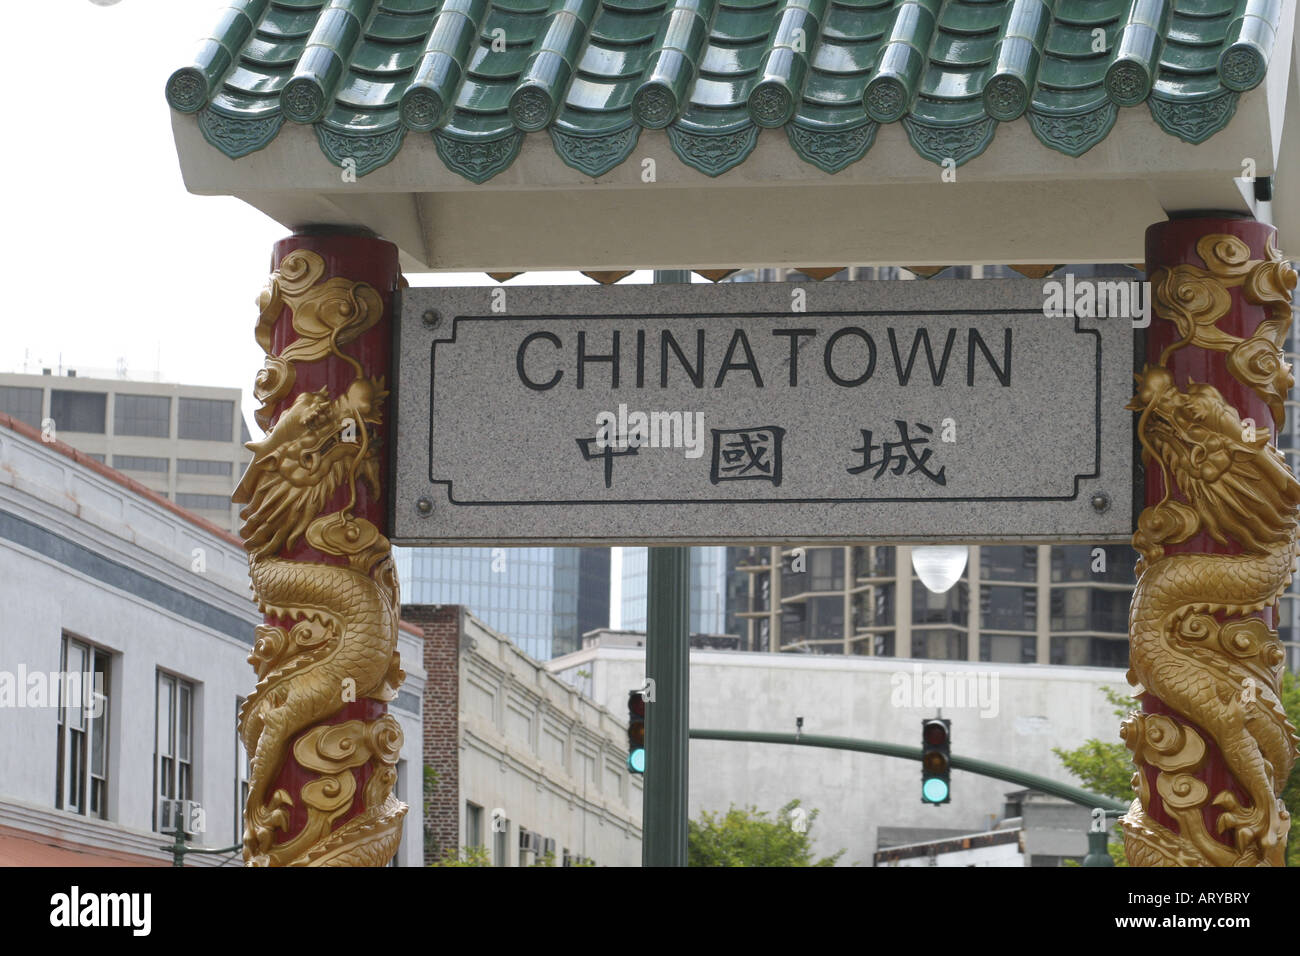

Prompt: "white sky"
[3,2,678,618]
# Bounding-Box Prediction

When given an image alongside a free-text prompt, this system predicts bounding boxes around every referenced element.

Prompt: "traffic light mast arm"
[687,729,1128,813]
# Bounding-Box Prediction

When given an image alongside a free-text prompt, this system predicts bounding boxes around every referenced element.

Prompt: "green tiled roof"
[167,0,1283,180]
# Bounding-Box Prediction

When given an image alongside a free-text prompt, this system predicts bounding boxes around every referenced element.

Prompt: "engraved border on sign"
[426,310,1101,506]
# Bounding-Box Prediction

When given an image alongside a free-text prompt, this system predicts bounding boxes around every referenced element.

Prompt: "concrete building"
[549,630,1129,865]
[0,412,427,866]
[730,543,1134,667]
[875,791,1094,867]
[0,370,253,534]
[405,605,641,866]
[396,546,610,661]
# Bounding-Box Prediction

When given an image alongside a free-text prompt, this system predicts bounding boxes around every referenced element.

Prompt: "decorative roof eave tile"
[167,0,1284,184]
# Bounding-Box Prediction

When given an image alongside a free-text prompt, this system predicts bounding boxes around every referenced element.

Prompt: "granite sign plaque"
[392,280,1135,545]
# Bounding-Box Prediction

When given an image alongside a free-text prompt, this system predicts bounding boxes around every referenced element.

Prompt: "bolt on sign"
[392,280,1135,545]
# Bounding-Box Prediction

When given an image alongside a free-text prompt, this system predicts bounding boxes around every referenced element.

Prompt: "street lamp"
[911,546,969,594]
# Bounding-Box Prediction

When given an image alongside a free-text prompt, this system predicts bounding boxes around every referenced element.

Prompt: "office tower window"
[112,454,169,473]
[50,390,106,434]
[980,585,1036,631]
[54,634,111,819]
[1050,588,1129,632]
[1051,545,1137,584]
[808,548,845,591]
[234,697,250,846]
[178,397,234,441]
[86,453,105,463]
[1050,635,1129,668]
[0,385,43,429]
[114,394,171,437]
[911,628,967,661]
[913,580,968,626]
[177,458,233,476]
[980,546,1037,582]
[980,634,1037,663]
[177,493,231,511]
[155,672,194,831]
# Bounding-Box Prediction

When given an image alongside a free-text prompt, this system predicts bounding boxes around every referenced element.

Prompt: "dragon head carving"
[233,379,386,559]
[1128,365,1300,559]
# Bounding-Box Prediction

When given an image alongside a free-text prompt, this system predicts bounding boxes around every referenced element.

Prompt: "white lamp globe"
[911,546,969,594]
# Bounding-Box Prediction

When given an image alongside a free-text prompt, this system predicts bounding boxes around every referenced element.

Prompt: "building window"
[86,453,105,464]
[1049,635,1129,668]
[177,458,233,476]
[176,493,230,511]
[466,802,484,848]
[980,546,1037,582]
[113,394,171,438]
[50,390,106,434]
[154,672,194,831]
[54,634,111,819]
[234,697,249,847]
[911,628,967,661]
[913,580,969,626]
[980,633,1037,663]
[980,585,1036,631]
[112,454,169,473]
[178,398,234,442]
[0,385,43,429]
[1051,545,1137,584]
[1050,588,1129,632]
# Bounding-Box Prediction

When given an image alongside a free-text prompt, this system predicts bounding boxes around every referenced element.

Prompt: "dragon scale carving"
[1122,234,1300,867]
[233,249,406,866]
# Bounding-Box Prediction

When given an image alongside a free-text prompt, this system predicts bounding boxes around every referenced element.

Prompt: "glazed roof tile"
[167,0,1284,180]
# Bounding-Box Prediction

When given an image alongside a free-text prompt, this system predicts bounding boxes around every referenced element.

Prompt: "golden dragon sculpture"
[1121,234,1300,867]
[232,249,407,866]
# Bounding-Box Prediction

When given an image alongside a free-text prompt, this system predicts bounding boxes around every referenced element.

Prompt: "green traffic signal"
[921,717,951,804]
[922,777,949,803]
[627,748,646,774]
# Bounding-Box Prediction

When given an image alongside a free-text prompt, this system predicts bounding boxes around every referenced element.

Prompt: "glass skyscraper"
[395,547,610,661]
[620,546,728,634]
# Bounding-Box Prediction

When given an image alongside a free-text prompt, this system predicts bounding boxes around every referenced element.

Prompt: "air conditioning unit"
[518,830,542,854]
[159,799,204,836]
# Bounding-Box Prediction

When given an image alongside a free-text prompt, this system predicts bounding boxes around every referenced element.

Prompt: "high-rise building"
[0,370,253,533]
[729,543,1134,667]
[394,546,610,661]
[620,546,727,634]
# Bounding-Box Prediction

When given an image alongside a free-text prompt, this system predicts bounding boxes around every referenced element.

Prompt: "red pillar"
[1122,217,1299,866]
[233,228,408,866]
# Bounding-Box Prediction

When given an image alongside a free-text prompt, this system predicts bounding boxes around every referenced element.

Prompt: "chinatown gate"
[166,0,1300,867]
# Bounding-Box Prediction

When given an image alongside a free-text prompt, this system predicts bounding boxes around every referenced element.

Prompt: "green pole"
[687,729,1129,812]
[642,269,692,867]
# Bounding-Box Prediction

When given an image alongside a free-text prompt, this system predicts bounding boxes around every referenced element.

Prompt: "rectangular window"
[980,633,1037,663]
[177,458,233,476]
[466,802,483,848]
[178,397,234,442]
[55,634,111,819]
[154,672,194,831]
[0,385,43,429]
[113,394,170,437]
[176,493,230,511]
[50,390,106,434]
[234,697,250,846]
[112,454,169,473]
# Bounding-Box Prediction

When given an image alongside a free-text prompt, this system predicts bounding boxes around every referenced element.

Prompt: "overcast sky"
[6,2,643,619]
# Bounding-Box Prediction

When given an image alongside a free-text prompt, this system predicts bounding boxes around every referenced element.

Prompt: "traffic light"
[921,718,951,804]
[627,690,646,774]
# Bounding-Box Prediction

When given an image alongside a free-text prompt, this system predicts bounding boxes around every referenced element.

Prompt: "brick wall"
[401,603,461,862]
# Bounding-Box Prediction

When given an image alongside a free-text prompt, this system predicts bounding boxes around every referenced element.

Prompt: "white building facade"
[549,631,1129,865]
[0,415,426,865]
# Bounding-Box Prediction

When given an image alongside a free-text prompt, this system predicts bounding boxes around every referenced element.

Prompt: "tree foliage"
[1056,679,1300,867]
[688,800,844,867]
